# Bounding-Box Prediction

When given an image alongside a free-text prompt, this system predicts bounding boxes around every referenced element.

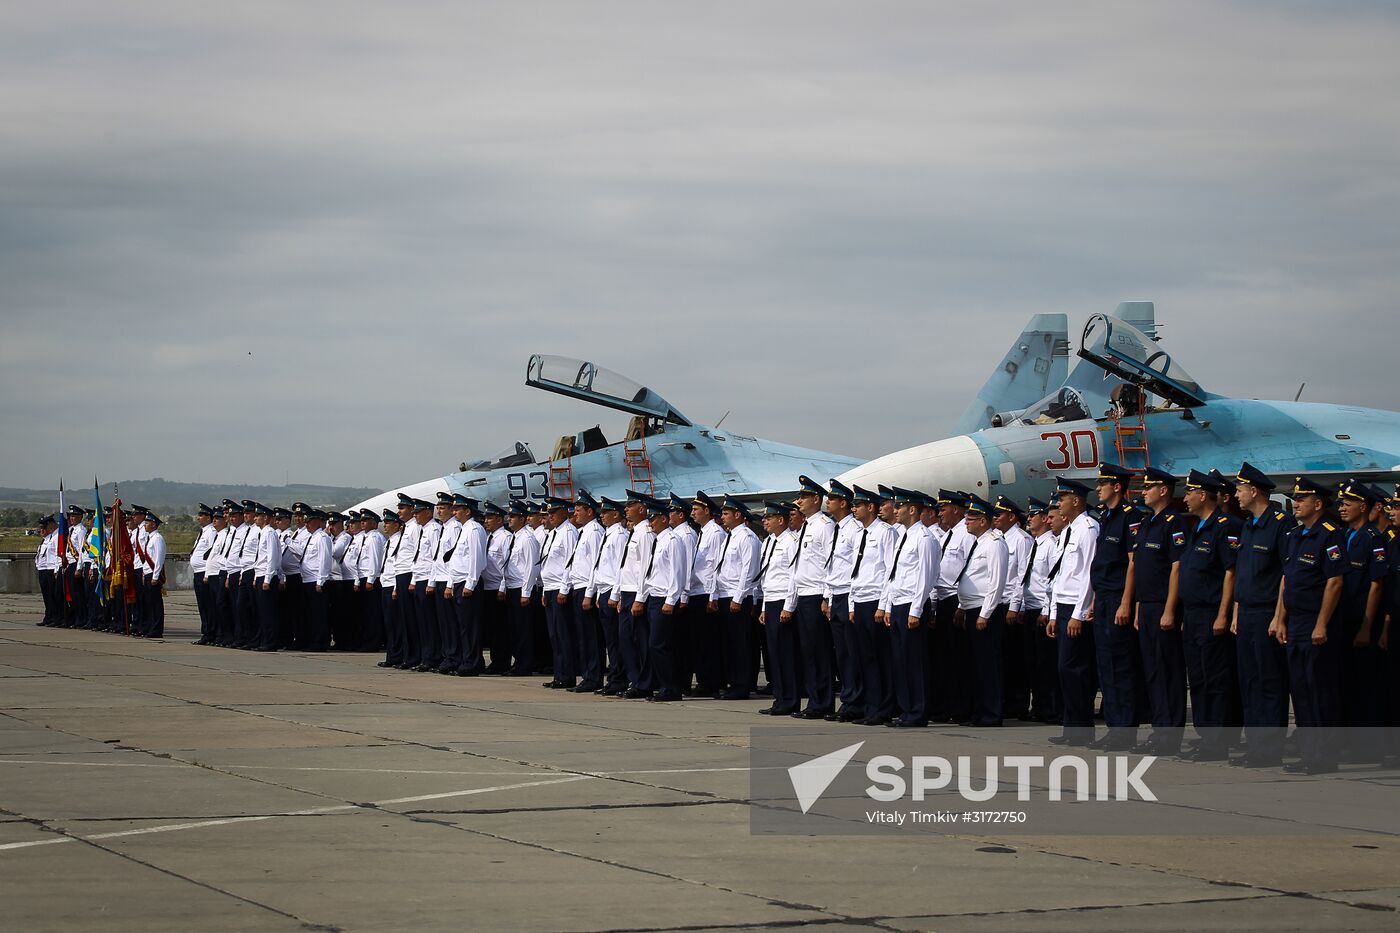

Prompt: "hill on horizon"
[0,478,382,519]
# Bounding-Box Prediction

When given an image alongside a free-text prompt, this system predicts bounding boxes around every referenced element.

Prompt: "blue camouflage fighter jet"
[841,302,1400,502]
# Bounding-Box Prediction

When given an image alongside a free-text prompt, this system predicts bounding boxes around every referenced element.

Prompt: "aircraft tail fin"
[952,313,1069,434]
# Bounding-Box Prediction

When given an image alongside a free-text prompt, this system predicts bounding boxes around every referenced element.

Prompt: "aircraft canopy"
[526,354,692,426]
[464,441,536,472]
[1078,314,1206,407]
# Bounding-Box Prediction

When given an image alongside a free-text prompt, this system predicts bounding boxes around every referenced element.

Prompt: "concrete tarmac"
[2,592,1397,932]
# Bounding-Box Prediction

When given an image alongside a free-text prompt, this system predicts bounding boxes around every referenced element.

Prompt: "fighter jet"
[352,354,865,514]
[840,302,1400,501]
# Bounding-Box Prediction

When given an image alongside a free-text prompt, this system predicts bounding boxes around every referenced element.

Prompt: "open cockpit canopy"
[526,355,692,426]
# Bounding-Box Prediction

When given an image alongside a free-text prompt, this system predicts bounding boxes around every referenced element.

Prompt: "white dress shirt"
[205,526,229,575]
[1001,524,1035,611]
[540,521,579,593]
[256,523,284,582]
[190,524,216,575]
[880,522,941,615]
[1050,512,1099,619]
[282,527,310,576]
[711,524,760,603]
[483,526,510,592]
[957,527,1009,619]
[850,518,898,605]
[757,529,798,606]
[448,518,488,590]
[144,530,166,580]
[616,522,654,597]
[226,522,259,576]
[824,513,863,600]
[1024,530,1054,615]
[588,521,628,602]
[431,518,461,586]
[359,529,388,585]
[411,519,441,584]
[689,520,727,598]
[568,520,604,592]
[391,518,419,577]
[786,511,835,610]
[641,526,688,607]
[932,520,975,602]
[329,531,352,582]
[502,526,541,592]
[302,528,333,586]
[36,531,59,570]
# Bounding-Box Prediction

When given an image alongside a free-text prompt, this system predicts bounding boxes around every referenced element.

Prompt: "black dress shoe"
[859,716,889,726]
[1283,760,1337,775]
[1188,747,1229,762]
[1240,754,1284,769]
[543,681,562,688]
[1049,733,1092,747]
[376,661,393,668]
[799,709,826,720]
[719,690,751,700]
[649,691,681,702]
[692,689,722,699]
[822,713,841,722]
[893,719,928,728]
[571,684,596,693]
[837,708,863,722]
[191,638,208,646]
[624,688,651,699]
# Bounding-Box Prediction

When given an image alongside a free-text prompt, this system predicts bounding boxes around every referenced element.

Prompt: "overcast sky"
[3,1,1398,491]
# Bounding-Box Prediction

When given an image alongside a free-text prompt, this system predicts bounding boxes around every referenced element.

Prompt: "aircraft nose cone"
[838,435,990,496]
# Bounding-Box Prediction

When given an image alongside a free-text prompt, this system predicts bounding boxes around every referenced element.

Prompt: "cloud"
[2,1,1399,489]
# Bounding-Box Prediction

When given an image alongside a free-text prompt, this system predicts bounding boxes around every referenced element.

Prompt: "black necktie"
[592,528,611,571]
[825,524,840,568]
[887,531,908,581]
[391,529,404,557]
[852,528,870,577]
[1048,527,1072,579]
[539,528,556,564]
[442,525,460,562]
[715,529,733,573]
[1022,539,1038,586]
[643,534,660,580]
[754,536,776,585]
[955,539,979,583]
[379,534,391,574]
[790,522,808,566]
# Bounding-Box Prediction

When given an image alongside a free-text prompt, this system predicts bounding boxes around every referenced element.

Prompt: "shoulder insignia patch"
[1326,544,1342,561]
[1274,512,1286,521]
[1322,521,1337,532]
[1217,515,1228,523]
[1227,534,1240,549]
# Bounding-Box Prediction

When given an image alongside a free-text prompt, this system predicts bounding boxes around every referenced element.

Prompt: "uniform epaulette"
[1389,529,1397,541]
[1322,521,1337,532]
[1165,513,1175,522]
[1217,515,1228,523]
[1274,512,1286,521]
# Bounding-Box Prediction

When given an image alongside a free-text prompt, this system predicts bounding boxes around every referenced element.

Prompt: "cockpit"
[462,442,536,472]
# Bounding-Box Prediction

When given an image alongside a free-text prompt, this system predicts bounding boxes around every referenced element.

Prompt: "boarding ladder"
[549,436,576,501]
[1111,386,1152,479]
[624,439,655,495]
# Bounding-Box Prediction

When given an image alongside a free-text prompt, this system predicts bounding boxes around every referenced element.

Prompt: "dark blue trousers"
[454,583,484,674]
[1183,605,1232,749]
[1055,602,1096,737]
[763,599,799,713]
[718,597,753,695]
[646,595,680,698]
[599,595,626,690]
[889,603,928,725]
[1136,600,1186,750]
[398,574,420,666]
[233,571,255,646]
[619,591,647,688]
[381,582,402,664]
[415,585,440,668]
[795,594,833,714]
[543,590,575,685]
[1286,613,1343,767]
[279,573,303,648]
[688,595,723,693]
[571,589,602,689]
[852,599,892,721]
[1236,603,1287,760]
[968,603,1007,726]
[302,582,329,651]
[930,595,963,720]
[433,582,457,670]
[212,572,232,643]
[1092,587,1139,738]
[254,577,279,649]
[193,572,210,640]
[830,594,861,711]
[506,588,534,674]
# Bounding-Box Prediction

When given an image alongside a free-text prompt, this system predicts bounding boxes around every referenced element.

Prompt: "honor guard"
[1275,477,1348,773]
[357,509,389,653]
[448,495,489,676]
[251,504,282,650]
[586,497,629,693]
[1176,470,1242,760]
[409,498,442,670]
[500,501,542,675]
[993,496,1036,721]
[387,495,419,667]
[847,486,899,725]
[956,496,1010,727]
[1335,478,1387,762]
[615,489,656,696]
[298,509,332,650]
[708,496,760,699]
[1228,463,1291,765]
[567,491,606,691]
[929,489,974,723]
[757,501,801,715]
[140,514,166,637]
[204,507,231,643]
[430,493,463,672]
[787,476,837,717]
[1022,498,1060,722]
[479,503,512,672]
[1128,468,1187,754]
[878,488,942,727]
[538,496,579,689]
[1047,478,1100,746]
[687,491,728,698]
[1090,463,1142,750]
[190,504,217,644]
[823,479,864,721]
[639,496,687,701]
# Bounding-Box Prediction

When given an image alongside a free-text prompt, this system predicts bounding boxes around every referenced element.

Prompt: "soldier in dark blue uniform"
[1177,470,1242,760]
[1275,476,1348,774]
[1090,463,1141,750]
[1129,467,1187,755]
[1334,478,1388,763]
[1228,462,1292,766]
[1383,488,1400,766]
